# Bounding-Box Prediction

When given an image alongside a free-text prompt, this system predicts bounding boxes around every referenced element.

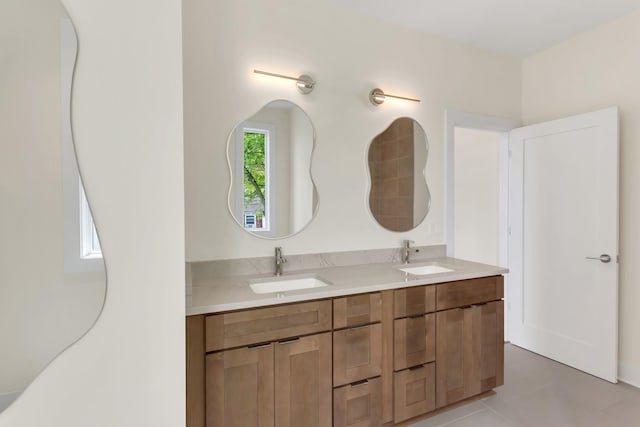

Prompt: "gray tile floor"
[410,344,640,427]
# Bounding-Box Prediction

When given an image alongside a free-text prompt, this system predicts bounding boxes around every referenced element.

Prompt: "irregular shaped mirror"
[368,117,430,232]
[227,100,318,238]
[0,0,106,412]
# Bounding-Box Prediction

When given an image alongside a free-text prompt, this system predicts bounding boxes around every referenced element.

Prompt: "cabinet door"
[436,307,466,407]
[334,324,382,386]
[478,301,504,392]
[206,344,274,427]
[275,333,332,427]
[394,363,436,423]
[436,301,504,408]
[394,314,436,371]
[333,377,382,427]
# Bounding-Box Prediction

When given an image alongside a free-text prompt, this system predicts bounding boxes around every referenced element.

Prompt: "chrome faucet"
[401,240,415,264]
[275,247,287,276]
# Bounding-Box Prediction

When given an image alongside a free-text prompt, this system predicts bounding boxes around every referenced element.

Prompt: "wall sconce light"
[254,69,315,94]
[369,88,420,106]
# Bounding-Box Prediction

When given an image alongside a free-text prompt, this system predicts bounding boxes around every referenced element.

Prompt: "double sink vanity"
[186,246,506,427]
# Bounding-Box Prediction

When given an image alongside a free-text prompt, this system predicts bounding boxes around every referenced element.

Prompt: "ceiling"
[323,0,640,57]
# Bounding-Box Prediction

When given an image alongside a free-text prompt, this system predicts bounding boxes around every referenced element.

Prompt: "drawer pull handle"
[278,337,300,345]
[351,379,369,387]
[350,325,370,331]
[408,314,424,319]
[409,365,425,371]
[248,342,272,349]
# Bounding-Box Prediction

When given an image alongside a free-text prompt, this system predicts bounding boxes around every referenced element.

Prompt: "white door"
[508,107,619,383]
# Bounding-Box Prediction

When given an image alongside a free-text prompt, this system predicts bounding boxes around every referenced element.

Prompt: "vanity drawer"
[394,363,436,423]
[333,323,383,386]
[394,285,436,318]
[205,300,332,352]
[333,292,382,329]
[436,276,503,311]
[394,313,436,371]
[333,377,382,427]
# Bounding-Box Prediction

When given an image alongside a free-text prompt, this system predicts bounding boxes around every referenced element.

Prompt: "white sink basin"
[396,264,454,275]
[249,276,331,294]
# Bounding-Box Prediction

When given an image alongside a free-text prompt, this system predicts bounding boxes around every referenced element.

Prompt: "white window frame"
[234,121,277,237]
[80,184,102,259]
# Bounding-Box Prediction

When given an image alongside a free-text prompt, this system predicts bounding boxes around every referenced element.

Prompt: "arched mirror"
[0,0,106,412]
[368,117,431,232]
[227,100,318,239]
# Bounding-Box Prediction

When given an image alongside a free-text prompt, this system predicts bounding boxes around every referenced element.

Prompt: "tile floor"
[410,344,640,427]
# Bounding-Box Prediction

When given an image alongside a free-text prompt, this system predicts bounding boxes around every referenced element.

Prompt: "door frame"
[444,109,520,341]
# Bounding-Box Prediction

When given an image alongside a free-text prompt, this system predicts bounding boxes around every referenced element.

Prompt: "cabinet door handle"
[350,324,370,330]
[278,337,300,345]
[351,379,369,387]
[248,342,272,349]
[409,364,425,371]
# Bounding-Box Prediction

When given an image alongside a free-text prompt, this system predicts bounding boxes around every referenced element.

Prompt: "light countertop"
[187,257,508,316]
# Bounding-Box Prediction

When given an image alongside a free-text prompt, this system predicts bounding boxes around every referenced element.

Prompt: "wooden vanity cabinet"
[435,277,504,408]
[333,293,385,427]
[392,285,437,423]
[206,333,332,427]
[187,276,505,427]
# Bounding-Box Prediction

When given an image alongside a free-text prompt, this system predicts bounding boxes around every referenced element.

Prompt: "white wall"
[289,106,315,232]
[0,0,185,425]
[183,0,522,261]
[453,128,501,265]
[521,9,640,386]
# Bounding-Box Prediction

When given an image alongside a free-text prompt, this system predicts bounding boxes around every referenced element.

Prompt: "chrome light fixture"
[254,69,315,94]
[369,88,420,105]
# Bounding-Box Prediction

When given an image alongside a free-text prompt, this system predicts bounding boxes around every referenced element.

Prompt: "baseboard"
[619,362,640,389]
[0,391,22,412]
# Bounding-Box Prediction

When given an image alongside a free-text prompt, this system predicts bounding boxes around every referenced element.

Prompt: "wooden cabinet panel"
[394,363,436,423]
[479,301,504,391]
[436,276,503,311]
[186,315,205,427]
[394,286,436,318]
[380,290,394,424]
[334,324,383,386]
[333,377,382,427]
[436,308,465,407]
[206,344,274,427]
[436,301,504,408]
[275,333,332,427]
[205,300,332,351]
[394,314,436,371]
[334,293,382,329]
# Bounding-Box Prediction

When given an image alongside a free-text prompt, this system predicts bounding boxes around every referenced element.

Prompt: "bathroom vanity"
[186,255,505,427]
